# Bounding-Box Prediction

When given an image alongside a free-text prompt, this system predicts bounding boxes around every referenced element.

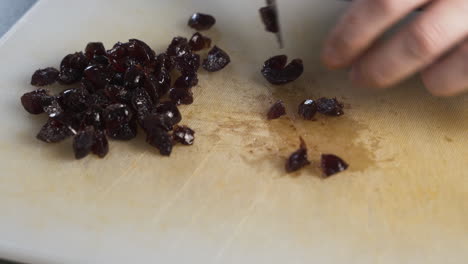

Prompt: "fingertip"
[428,88,460,97]
[321,45,344,69]
[426,84,464,97]
[420,74,458,97]
[349,64,390,89]
[420,72,443,96]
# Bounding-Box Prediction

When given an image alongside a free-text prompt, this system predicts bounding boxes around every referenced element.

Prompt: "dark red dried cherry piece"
[264,55,287,70]
[154,101,182,127]
[43,98,63,118]
[169,87,194,105]
[110,72,125,85]
[153,101,182,126]
[175,53,201,74]
[31,68,59,86]
[321,154,349,177]
[91,55,110,66]
[59,87,90,113]
[81,79,97,94]
[103,103,133,129]
[37,118,74,143]
[261,55,304,85]
[124,65,146,90]
[127,39,156,64]
[174,73,198,89]
[58,68,82,85]
[132,87,154,126]
[267,100,286,120]
[188,13,216,31]
[89,89,110,107]
[259,4,279,33]
[154,68,171,96]
[143,113,173,132]
[173,125,195,145]
[50,110,82,133]
[155,53,175,71]
[189,32,212,51]
[92,130,109,158]
[58,52,89,84]
[145,124,173,156]
[104,84,132,104]
[73,126,95,159]
[167,37,190,57]
[316,98,344,116]
[62,52,89,72]
[107,42,129,72]
[21,89,52,115]
[83,64,112,90]
[298,99,317,120]
[85,42,106,59]
[106,120,137,141]
[143,75,161,104]
[83,107,105,130]
[285,138,311,173]
[202,46,231,72]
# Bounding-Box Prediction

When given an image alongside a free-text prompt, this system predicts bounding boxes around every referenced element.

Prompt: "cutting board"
[0,0,467,263]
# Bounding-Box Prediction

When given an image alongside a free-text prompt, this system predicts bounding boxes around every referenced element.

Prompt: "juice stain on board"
[268,84,377,176]
[199,82,379,177]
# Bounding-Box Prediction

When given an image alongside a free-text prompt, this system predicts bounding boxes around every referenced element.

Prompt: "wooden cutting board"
[0,0,467,263]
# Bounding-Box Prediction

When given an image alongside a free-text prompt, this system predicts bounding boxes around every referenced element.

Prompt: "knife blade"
[266,0,283,49]
[261,0,283,48]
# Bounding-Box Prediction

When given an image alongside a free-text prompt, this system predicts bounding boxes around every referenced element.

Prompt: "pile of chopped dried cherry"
[21,13,230,159]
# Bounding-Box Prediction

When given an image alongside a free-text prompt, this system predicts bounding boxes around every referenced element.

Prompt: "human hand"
[321,0,468,96]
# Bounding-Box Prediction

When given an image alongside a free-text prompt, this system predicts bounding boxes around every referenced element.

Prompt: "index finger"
[322,0,428,69]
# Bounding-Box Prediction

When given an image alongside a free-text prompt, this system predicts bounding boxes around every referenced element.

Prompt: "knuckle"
[420,72,443,96]
[369,70,392,88]
[427,85,454,97]
[421,69,461,97]
[361,64,392,88]
[404,22,442,61]
[332,34,355,55]
[372,0,400,16]
[330,14,368,58]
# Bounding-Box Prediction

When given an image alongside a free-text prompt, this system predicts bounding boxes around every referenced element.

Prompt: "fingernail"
[323,45,342,68]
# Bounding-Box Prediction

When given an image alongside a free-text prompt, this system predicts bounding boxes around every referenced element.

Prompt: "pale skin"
[322,0,468,97]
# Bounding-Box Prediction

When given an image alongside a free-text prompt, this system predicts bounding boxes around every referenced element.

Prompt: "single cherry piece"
[31,68,59,86]
[21,89,52,115]
[173,125,195,145]
[316,97,344,116]
[189,32,212,51]
[267,100,286,120]
[321,154,349,177]
[298,99,317,120]
[188,13,216,31]
[261,55,303,85]
[202,46,231,72]
[73,126,96,159]
[285,138,311,173]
